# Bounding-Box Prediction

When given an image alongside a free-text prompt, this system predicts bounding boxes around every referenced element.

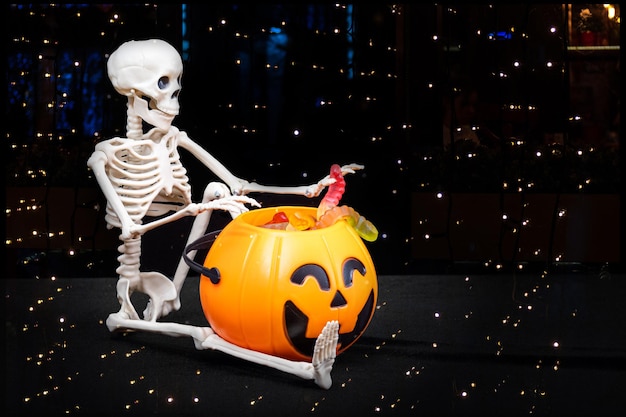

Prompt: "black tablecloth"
[4,272,625,416]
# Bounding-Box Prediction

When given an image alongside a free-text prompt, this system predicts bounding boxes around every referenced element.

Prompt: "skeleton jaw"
[130,92,177,131]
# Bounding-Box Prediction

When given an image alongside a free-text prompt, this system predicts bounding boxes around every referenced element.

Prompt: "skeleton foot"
[312,320,339,389]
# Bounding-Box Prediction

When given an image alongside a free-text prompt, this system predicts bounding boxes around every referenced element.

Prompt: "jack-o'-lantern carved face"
[199,206,378,361]
[284,260,375,357]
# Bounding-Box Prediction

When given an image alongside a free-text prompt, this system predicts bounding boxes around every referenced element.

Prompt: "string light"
[6,3,620,283]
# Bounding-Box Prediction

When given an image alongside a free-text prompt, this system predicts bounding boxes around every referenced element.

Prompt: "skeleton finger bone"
[198,195,261,217]
[339,163,365,176]
[304,178,336,198]
[312,320,339,389]
[304,163,364,198]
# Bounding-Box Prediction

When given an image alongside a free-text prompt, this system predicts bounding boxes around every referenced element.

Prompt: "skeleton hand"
[304,163,365,198]
[338,163,365,175]
[193,195,261,218]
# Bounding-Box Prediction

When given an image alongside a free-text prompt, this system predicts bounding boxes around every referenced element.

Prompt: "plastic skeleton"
[87,39,362,389]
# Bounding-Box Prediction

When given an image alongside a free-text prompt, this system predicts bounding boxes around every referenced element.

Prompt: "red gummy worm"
[320,164,345,208]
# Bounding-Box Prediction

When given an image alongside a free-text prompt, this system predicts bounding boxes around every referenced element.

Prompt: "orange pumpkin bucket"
[197,205,377,361]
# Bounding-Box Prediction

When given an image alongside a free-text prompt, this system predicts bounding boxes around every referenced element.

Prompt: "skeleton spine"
[126,102,143,139]
[116,236,141,280]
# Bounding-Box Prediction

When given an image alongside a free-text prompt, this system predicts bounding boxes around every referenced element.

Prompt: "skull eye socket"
[158,76,169,90]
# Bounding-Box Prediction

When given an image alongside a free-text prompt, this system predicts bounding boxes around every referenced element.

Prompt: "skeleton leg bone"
[141,207,213,321]
[106,312,339,389]
[140,197,214,321]
[143,182,259,321]
[114,236,177,322]
[171,182,229,293]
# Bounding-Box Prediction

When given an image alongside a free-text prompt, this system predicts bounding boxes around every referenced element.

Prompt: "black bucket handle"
[182,229,222,284]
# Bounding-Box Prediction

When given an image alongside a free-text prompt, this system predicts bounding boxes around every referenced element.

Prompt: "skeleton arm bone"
[177,132,249,194]
[128,195,260,236]
[242,163,365,197]
[88,144,259,238]
[177,132,364,198]
[87,150,140,239]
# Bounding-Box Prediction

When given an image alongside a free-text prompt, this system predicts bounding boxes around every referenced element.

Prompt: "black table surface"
[4,271,625,416]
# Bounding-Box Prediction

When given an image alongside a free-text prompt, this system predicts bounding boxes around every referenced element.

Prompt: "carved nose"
[331,290,347,308]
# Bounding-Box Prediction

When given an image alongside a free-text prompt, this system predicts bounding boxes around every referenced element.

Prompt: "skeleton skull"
[107,39,183,130]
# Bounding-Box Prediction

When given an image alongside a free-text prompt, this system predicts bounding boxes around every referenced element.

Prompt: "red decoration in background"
[579,31,597,46]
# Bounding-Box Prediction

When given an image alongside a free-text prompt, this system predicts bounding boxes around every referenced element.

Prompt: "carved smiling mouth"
[283,290,375,358]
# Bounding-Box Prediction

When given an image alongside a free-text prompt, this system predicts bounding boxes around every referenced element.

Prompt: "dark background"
[4,3,623,278]
[3,5,624,417]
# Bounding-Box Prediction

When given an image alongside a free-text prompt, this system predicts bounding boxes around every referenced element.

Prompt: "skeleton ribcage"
[98,136,192,228]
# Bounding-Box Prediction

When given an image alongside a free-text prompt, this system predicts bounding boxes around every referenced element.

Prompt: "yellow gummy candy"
[287,211,316,231]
